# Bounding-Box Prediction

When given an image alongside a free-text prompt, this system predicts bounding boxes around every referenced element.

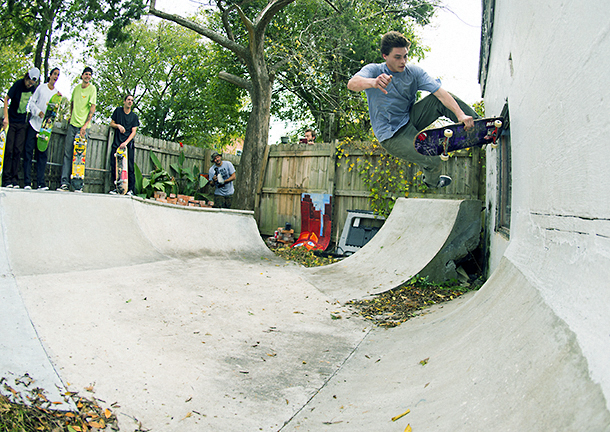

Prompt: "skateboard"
[115,147,128,195]
[36,93,63,152]
[71,135,87,181]
[0,123,7,186]
[414,117,504,161]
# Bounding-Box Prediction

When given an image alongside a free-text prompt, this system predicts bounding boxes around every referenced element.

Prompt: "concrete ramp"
[305,198,482,301]
[1,189,608,431]
[284,258,610,431]
[0,190,272,276]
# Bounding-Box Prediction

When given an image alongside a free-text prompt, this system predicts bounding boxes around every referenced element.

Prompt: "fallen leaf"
[419,357,429,366]
[391,409,410,421]
[104,408,112,418]
[405,425,412,432]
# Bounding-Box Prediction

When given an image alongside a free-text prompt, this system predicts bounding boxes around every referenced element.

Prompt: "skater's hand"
[117,125,126,134]
[459,114,475,131]
[119,142,127,149]
[2,117,7,128]
[79,126,87,138]
[374,73,393,94]
[38,112,44,119]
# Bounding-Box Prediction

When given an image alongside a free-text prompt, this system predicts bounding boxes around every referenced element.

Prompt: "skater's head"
[305,129,316,143]
[24,67,40,88]
[380,31,410,73]
[81,67,93,85]
[123,94,134,110]
[47,67,60,84]
[211,151,222,166]
[380,31,411,56]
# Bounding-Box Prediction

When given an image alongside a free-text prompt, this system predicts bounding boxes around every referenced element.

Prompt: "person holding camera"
[208,151,236,208]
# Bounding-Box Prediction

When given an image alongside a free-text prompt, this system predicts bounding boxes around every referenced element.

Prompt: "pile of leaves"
[0,374,147,432]
[347,275,482,327]
[273,246,339,267]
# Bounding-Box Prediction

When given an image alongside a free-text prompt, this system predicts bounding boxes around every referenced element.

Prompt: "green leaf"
[150,151,162,170]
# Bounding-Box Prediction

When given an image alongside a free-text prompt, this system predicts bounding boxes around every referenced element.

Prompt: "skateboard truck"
[440,129,453,161]
[490,119,502,149]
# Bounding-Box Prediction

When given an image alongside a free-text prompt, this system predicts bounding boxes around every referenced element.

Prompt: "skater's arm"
[109,119,125,134]
[79,104,95,137]
[347,74,393,95]
[121,126,137,148]
[2,96,8,127]
[433,88,474,129]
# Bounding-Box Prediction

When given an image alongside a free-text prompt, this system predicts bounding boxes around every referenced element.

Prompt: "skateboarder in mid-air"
[347,31,480,188]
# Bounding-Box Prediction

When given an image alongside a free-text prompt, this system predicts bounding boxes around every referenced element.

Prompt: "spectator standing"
[2,67,40,187]
[57,67,96,192]
[208,151,236,208]
[23,67,61,190]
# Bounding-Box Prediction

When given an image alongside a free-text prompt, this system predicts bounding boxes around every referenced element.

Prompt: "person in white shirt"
[24,67,61,190]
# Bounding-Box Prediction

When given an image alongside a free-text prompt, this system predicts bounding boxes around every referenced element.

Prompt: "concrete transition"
[304,198,482,302]
[0,189,608,431]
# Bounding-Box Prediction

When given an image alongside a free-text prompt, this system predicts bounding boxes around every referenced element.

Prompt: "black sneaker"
[436,175,452,188]
[109,189,118,195]
[57,184,69,191]
[37,186,49,191]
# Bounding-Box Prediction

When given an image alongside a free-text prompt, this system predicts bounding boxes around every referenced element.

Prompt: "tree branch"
[149,2,248,60]
[219,71,253,93]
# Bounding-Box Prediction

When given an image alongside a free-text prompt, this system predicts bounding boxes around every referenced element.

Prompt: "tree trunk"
[233,52,272,210]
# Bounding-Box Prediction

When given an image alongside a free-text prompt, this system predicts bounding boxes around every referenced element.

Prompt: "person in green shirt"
[57,66,96,192]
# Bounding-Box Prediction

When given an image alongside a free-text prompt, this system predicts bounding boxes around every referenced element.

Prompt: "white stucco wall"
[484,0,610,409]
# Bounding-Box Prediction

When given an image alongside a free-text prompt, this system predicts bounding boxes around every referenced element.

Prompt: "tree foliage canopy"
[0,0,145,77]
[265,0,437,141]
[94,20,247,147]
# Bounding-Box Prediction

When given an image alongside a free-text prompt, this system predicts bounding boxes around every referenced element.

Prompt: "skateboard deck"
[0,124,7,186]
[414,117,504,161]
[71,135,87,180]
[36,93,63,152]
[115,147,128,195]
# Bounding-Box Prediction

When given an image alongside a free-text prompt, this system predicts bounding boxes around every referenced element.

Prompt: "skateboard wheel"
[494,120,502,128]
[444,129,453,138]
[491,142,499,149]
[440,154,449,161]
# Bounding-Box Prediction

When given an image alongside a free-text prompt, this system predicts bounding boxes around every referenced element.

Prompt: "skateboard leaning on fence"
[115,147,128,195]
[0,123,7,186]
[414,117,504,161]
[71,135,87,183]
[36,93,63,152]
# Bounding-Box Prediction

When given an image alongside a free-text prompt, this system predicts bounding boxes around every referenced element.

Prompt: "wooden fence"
[23,123,482,246]
[31,121,230,194]
[256,142,484,239]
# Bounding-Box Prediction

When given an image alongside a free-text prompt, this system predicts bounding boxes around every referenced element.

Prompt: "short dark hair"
[380,31,411,56]
[305,129,316,137]
[82,66,93,75]
[124,94,134,101]
[47,67,60,83]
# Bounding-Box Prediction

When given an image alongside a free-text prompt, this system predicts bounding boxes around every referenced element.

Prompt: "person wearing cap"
[23,67,62,190]
[57,66,97,192]
[2,67,40,188]
[208,151,236,208]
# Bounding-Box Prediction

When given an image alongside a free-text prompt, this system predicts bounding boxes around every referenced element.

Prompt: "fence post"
[104,128,115,192]
[255,144,271,225]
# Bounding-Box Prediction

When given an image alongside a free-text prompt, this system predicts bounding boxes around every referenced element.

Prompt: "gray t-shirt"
[208,160,235,196]
[356,63,441,142]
